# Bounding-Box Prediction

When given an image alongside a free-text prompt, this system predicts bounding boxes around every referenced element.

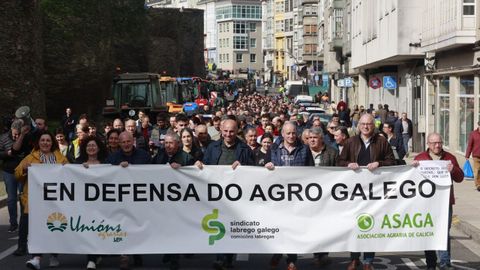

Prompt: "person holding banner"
[106,131,151,270]
[195,118,254,270]
[413,132,464,270]
[308,127,337,267]
[337,114,396,270]
[15,131,69,270]
[152,131,197,270]
[265,121,314,270]
[75,136,108,269]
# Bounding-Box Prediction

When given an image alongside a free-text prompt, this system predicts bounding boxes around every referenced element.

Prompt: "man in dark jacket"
[106,131,150,269]
[107,131,151,166]
[195,119,254,269]
[153,132,195,167]
[337,114,396,270]
[413,132,463,270]
[199,119,254,168]
[125,119,149,153]
[394,112,413,156]
[265,121,313,270]
[0,119,24,233]
[61,107,76,141]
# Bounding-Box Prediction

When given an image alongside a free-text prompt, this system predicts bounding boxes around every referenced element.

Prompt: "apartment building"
[263,0,275,82]
[334,0,478,154]
[422,0,478,155]
[216,0,263,76]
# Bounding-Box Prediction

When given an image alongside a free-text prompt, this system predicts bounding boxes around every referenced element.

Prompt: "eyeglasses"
[428,141,443,145]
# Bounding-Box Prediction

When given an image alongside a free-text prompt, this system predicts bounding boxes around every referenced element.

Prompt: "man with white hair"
[337,114,396,270]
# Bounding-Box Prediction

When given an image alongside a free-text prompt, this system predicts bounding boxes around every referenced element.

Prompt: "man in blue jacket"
[265,121,313,270]
[195,118,254,270]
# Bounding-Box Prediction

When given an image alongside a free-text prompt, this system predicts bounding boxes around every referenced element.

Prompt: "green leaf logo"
[357,213,374,232]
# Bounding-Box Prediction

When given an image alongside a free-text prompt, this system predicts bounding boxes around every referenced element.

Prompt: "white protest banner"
[28,162,450,254]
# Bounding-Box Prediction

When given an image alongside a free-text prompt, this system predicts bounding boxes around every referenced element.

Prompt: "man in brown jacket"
[337,113,396,270]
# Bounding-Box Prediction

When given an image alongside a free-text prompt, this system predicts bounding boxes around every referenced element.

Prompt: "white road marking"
[0,245,17,261]
[400,258,421,269]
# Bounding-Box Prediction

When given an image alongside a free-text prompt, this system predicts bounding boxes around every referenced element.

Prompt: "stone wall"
[0,0,45,122]
[147,8,205,77]
[0,1,205,121]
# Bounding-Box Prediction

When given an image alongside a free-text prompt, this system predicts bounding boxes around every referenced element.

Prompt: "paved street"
[1,205,480,269]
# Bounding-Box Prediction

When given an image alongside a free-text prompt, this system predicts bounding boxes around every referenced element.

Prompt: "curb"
[454,217,480,244]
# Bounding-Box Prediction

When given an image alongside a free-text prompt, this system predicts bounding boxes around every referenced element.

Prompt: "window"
[438,77,450,146]
[459,75,475,152]
[304,5,317,15]
[275,19,284,32]
[276,1,285,13]
[233,36,248,49]
[304,25,317,35]
[226,23,229,32]
[250,38,256,48]
[284,18,293,32]
[234,22,247,34]
[236,53,243,63]
[250,22,256,32]
[250,54,256,63]
[226,54,229,63]
[332,8,343,38]
[464,0,475,15]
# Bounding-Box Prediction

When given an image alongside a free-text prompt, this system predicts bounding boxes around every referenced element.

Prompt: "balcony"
[329,37,343,51]
[302,0,317,5]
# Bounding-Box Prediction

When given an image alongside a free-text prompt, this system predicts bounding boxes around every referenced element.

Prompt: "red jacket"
[414,150,464,205]
[466,129,480,158]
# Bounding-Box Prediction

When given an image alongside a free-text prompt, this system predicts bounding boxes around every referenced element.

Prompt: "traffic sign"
[337,79,345,87]
[344,77,353,87]
[369,77,382,89]
[383,76,397,89]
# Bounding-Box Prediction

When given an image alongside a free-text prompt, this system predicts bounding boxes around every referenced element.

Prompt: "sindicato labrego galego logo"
[357,213,374,232]
[202,209,225,245]
[47,212,68,232]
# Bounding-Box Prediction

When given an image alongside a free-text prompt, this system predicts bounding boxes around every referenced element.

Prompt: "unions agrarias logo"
[46,212,68,232]
[202,209,226,245]
[45,212,127,242]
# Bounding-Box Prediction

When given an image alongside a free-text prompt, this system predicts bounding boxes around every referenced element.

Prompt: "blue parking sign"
[383,76,397,89]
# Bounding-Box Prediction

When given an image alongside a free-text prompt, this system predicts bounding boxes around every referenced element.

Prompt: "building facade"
[422,0,479,155]
[215,0,263,76]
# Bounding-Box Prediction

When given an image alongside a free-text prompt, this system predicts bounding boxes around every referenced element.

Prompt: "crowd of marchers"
[1,90,477,270]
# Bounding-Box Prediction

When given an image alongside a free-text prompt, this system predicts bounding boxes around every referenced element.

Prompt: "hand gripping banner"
[28,161,451,254]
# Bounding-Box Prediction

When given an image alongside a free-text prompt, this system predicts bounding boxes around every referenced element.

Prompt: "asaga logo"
[202,209,225,245]
[357,213,374,232]
[46,212,68,232]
